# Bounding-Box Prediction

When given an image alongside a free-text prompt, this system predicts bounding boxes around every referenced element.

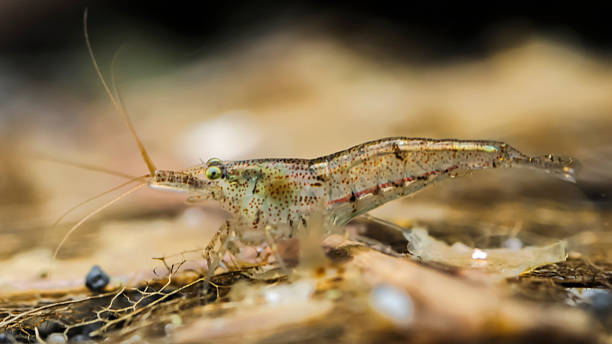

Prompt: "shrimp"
[52,11,578,276]
[150,138,577,265]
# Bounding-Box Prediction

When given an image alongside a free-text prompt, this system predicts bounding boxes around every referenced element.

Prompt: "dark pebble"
[85,265,110,292]
[0,332,16,344]
[77,321,103,338]
[37,320,65,338]
[589,289,612,319]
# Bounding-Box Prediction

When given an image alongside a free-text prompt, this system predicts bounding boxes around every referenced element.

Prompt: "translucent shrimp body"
[151,137,578,239]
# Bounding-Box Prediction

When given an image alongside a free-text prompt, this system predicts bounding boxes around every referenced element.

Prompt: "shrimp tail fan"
[513,153,579,183]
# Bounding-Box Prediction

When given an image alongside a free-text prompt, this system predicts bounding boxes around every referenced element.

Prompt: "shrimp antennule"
[31,152,138,179]
[83,9,157,176]
[50,183,147,272]
[50,175,149,234]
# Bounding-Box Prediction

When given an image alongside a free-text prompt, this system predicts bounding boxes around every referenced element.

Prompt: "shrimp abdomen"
[313,137,577,225]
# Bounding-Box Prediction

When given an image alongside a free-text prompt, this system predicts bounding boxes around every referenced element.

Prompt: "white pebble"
[502,238,523,250]
[471,248,488,260]
[46,333,66,344]
[370,284,414,327]
[264,280,315,305]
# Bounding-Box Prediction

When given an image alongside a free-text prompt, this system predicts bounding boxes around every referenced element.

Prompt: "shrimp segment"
[311,137,577,224]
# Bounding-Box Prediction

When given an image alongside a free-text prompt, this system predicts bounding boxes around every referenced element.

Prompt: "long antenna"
[50,183,146,271]
[32,152,138,179]
[83,9,157,176]
[49,175,148,233]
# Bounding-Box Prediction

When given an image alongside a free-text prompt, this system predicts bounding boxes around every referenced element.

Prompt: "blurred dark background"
[2,2,612,75]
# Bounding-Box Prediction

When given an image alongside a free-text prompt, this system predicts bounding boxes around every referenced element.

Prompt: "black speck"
[392,143,404,161]
[37,320,65,338]
[85,265,110,292]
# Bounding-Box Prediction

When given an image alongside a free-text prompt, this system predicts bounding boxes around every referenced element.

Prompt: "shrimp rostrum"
[54,12,578,275]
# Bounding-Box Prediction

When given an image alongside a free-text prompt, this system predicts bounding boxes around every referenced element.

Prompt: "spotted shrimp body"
[151,137,577,244]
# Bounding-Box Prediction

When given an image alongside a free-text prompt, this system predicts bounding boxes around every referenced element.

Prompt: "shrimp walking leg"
[203,221,232,277]
[264,225,288,271]
[349,214,408,257]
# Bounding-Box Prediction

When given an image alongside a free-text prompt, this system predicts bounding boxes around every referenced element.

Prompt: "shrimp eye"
[206,157,222,166]
[206,166,222,180]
